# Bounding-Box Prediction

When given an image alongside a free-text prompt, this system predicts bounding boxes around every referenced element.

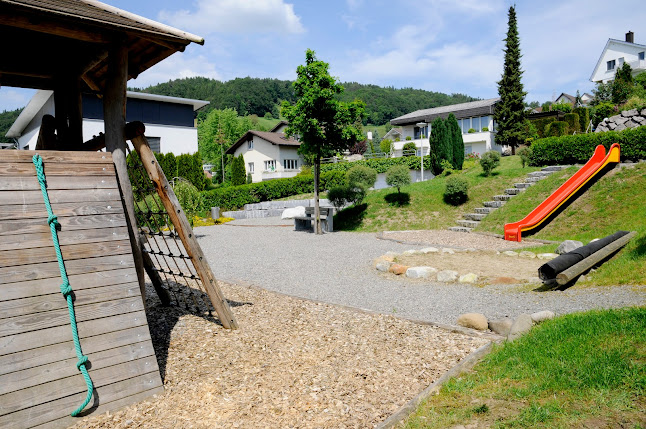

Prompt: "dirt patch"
[395,250,545,283]
[381,230,545,251]
[71,282,488,429]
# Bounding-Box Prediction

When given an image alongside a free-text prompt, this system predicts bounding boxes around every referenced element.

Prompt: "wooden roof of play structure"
[0,0,203,92]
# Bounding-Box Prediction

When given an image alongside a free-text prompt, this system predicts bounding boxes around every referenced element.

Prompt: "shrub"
[591,102,616,127]
[439,159,455,176]
[346,165,377,189]
[173,179,202,224]
[573,107,590,133]
[231,154,246,186]
[528,125,646,166]
[482,126,489,132]
[546,121,568,137]
[564,112,580,133]
[468,128,476,133]
[517,146,532,168]
[319,155,430,175]
[350,140,368,155]
[176,153,208,191]
[385,165,410,193]
[328,185,365,209]
[551,103,572,113]
[530,117,556,138]
[443,176,469,205]
[480,150,501,176]
[402,142,417,156]
[405,136,412,141]
[380,138,393,154]
[246,173,252,184]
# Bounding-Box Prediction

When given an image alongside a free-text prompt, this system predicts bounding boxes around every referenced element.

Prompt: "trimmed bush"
[319,155,431,174]
[481,126,489,132]
[480,150,501,176]
[529,125,646,166]
[201,170,346,210]
[546,121,568,137]
[346,165,377,189]
[328,185,365,208]
[385,164,411,193]
[443,176,469,205]
[517,146,532,168]
[405,136,412,141]
[468,128,476,133]
[564,113,580,133]
[402,142,417,155]
[231,154,246,186]
[530,117,556,138]
[380,138,393,154]
[573,107,590,133]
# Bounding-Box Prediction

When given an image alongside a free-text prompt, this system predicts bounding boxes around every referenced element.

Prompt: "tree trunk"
[512,145,516,155]
[314,156,322,235]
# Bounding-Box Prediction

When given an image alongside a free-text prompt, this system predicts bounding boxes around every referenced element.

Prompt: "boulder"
[502,251,518,257]
[441,248,455,254]
[607,122,617,130]
[421,247,439,253]
[519,251,536,259]
[531,310,555,323]
[389,264,409,275]
[537,253,559,260]
[488,318,513,336]
[615,122,627,131]
[634,116,646,125]
[406,266,437,279]
[642,108,646,116]
[556,240,583,254]
[403,249,420,255]
[508,314,533,341]
[437,270,458,282]
[375,261,392,272]
[459,273,478,283]
[621,109,638,117]
[281,206,306,219]
[457,313,488,331]
[626,120,640,129]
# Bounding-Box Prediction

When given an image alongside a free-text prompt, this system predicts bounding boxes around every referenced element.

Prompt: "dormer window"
[607,60,616,70]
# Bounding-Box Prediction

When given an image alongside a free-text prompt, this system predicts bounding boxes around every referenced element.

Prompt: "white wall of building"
[591,40,646,83]
[232,135,303,183]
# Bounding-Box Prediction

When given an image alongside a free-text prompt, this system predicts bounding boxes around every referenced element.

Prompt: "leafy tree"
[517,146,532,168]
[349,140,368,155]
[480,150,501,176]
[385,164,410,194]
[446,113,464,170]
[281,49,365,234]
[429,117,450,175]
[551,102,572,113]
[493,6,527,155]
[541,101,552,112]
[0,108,23,144]
[380,138,393,154]
[526,101,540,108]
[612,63,633,104]
[231,154,247,186]
[591,81,612,105]
[346,165,377,190]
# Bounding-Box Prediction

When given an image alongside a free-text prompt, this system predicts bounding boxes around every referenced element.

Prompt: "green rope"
[33,154,94,417]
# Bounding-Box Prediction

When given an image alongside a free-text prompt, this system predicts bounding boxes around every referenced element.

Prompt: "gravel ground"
[198,219,645,326]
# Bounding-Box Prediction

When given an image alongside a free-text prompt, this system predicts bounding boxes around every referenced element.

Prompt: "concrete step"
[483,201,505,208]
[527,171,553,178]
[542,165,567,172]
[244,198,331,211]
[505,188,525,195]
[515,182,532,189]
[464,213,487,221]
[221,209,285,219]
[456,219,480,228]
[449,226,472,233]
[525,176,545,183]
[475,207,497,214]
[493,194,514,201]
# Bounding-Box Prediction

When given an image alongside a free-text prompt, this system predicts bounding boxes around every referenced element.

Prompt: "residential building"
[554,92,594,106]
[225,123,302,183]
[6,90,208,153]
[389,98,501,157]
[382,127,403,143]
[590,31,646,83]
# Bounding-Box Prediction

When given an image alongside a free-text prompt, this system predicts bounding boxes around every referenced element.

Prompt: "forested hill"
[0,108,23,144]
[130,77,477,125]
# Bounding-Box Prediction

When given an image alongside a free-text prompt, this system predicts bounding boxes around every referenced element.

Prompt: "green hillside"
[0,108,22,144]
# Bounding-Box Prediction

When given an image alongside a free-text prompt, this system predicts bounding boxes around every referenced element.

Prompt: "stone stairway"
[222,198,332,219]
[449,165,568,233]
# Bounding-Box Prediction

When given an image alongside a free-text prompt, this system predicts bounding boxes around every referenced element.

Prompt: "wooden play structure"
[0,1,237,427]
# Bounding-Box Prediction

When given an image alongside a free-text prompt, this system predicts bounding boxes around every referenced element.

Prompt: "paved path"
[196,218,645,326]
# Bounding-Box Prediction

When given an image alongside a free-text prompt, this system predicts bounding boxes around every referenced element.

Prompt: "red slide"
[504,143,621,242]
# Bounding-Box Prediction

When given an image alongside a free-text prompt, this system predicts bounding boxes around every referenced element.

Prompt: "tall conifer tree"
[493,5,526,155]
[429,117,450,175]
[446,113,464,170]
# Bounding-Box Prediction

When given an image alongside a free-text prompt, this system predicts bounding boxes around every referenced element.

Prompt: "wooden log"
[126,121,238,329]
[0,200,123,221]
[0,226,129,252]
[0,188,119,205]
[556,231,637,285]
[0,150,112,163]
[0,213,127,236]
[0,162,115,177]
[104,43,146,300]
[1,239,131,268]
[0,175,118,191]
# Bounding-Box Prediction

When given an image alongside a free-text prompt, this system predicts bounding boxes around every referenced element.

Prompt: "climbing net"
[125,145,215,317]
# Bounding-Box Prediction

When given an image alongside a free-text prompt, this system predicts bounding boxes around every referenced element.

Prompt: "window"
[480,115,491,131]
[414,125,428,139]
[283,159,298,170]
[464,144,472,155]
[247,139,253,150]
[607,59,616,70]
[618,57,624,66]
[264,160,276,171]
[472,117,481,132]
[640,52,645,61]
[146,136,161,153]
[248,162,254,173]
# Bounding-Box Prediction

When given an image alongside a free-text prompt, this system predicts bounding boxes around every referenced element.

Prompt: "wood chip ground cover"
[71,282,487,428]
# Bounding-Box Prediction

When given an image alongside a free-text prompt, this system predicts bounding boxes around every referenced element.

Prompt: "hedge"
[573,107,590,133]
[529,125,646,166]
[201,170,346,210]
[529,117,556,138]
[545,121,568,137]
[564,113,580,133]
[320,156,431,174]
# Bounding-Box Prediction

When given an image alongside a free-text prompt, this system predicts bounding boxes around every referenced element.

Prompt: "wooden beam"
[68,75,84,149]
[0,10,113,44]
[103,43,147,300]
[126,122,239,329]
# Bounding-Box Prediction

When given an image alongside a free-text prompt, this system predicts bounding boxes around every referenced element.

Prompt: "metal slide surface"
[504,143,621,242]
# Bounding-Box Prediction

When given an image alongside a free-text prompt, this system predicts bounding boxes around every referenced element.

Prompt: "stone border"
[376,230,557,251]
[376,341,496,429]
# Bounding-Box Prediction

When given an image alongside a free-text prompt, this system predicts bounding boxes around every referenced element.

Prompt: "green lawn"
[404,307,646,428]
[335,155,540,232]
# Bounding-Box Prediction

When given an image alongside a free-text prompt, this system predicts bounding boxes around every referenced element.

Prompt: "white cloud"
[159,0,305,36]
[0,87,35,111]
[346,0,363,11]
[129,52,222,88]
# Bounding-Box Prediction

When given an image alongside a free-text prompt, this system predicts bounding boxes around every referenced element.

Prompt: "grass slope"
[404,307,646,428]
[336,156,540,232]
[477,163,646,285]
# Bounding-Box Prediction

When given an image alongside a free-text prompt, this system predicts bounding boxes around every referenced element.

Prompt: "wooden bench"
[294,206,334,232]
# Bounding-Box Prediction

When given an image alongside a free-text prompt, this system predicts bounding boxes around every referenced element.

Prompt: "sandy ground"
[71,282,488,429]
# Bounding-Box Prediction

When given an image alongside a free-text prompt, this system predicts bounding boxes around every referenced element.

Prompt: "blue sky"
[2,0,646,112]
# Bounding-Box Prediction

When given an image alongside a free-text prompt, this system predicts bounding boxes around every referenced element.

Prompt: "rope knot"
[48,214,59,226]
[76,355,89,370]
[60,281,73,297]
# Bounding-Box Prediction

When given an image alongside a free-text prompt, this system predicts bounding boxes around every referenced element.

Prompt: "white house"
[226,121,303,183]
[554,92,594,106]
[389,98,501,157]
[590,31,646,83]
[6,90,209,153]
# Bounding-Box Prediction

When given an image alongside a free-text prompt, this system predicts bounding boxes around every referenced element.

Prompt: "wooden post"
[556,231,636,285]
[125,121,239,329]
[53,81,69,149]
[67,74,84,149]
[103,43,147,300]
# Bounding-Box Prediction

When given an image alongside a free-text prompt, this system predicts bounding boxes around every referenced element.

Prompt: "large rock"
[615,122,627,131]
[531,310,555,323]
[437,270,458,282]
[537,253,559,260]
[459,273,478,283]
[502,251,518,257]
[375,261,392,272]
[281,206,306,219]
[556,240,583,254]
[406,266,437,279]
[421,247,439,254]
[634,116,646,125]
[508,314,533,341]
[622,109,638,117]
[457,313,488,331]
[389,264,408,275]
[489,318,513,336]
[519,251,536,259]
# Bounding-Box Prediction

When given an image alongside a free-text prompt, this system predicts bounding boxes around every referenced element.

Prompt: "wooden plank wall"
[0,150,163,429]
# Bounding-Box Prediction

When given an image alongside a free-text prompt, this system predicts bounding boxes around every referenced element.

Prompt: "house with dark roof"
[390,98,500,157]
[225,124,302,183]
[554,92,593,106]
[591,31,646,83]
